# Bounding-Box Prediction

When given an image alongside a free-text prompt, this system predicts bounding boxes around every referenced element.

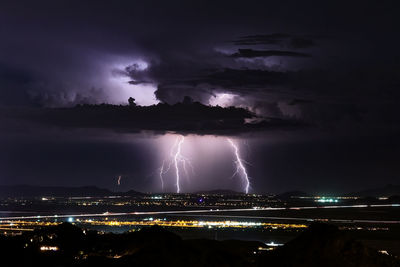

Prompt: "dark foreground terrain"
[0,223,398,267]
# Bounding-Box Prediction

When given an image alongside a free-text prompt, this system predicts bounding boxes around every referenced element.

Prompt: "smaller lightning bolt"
[227,138,251,194]
[117,175,121,186]
[159,160,172,191]
[159,162,165,191]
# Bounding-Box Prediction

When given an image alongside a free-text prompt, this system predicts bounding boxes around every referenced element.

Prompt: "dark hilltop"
[0,223,398,267]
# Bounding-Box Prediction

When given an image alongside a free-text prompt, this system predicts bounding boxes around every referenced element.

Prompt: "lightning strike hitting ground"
[159,161,166,191]
[159,135,194,193]
[174,136,185,193]
[227,138,251,194]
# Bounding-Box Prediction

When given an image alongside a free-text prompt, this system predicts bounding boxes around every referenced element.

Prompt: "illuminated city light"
[75,219,307,230]
[316,197,339,203]
[265,241,283,247]
[40,246,59,251]
[378,250,389,255]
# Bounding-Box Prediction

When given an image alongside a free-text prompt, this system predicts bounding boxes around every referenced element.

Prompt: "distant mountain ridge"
[277,190,310,199]
[2,184,400,198]
[0,185,145,198]
[277,185,400,198]
[194,189,243,195]
[347,184,400,197]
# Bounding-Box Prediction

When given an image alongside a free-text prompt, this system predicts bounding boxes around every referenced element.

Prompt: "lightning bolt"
[159,135,194,193]
[159,161,166,191]
[117,175,121,186]
[227,138,251,194]
[174,136,184,193]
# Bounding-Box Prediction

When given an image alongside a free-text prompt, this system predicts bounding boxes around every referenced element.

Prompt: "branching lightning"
[227,138,251,194]
[158,135,250,193]
[159,135,194,193]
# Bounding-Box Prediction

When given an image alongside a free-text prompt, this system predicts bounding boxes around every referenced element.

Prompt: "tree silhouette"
[128,97,136,107]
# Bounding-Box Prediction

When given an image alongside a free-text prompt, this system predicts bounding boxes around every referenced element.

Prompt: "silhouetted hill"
[0,185,145,198]
[348,184,400,197]
[277,190,310,200]
[121,189,146,197]
[258,223,400,267]
[0,224,264,267]
[0,185,111,198]
[194,189,242,195]
[0,223,398,266]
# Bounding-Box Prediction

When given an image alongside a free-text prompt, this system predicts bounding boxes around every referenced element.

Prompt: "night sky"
[0,0,399,194]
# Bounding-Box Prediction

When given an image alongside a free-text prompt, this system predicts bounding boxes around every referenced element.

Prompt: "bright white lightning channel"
[159,135,194,193]
[227,138,251,194]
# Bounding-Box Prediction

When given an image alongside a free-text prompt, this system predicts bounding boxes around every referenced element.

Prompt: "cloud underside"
[231,34,316,48]
[10,103,305,135]
[230,49,311,58]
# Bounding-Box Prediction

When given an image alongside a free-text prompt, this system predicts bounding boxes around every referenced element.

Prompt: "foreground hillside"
[0,223,398,267]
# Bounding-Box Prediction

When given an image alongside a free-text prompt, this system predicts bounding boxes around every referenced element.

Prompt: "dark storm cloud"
[173,68,290,89]
[1,0,399,127]
[230,49,311,58]
[1,0,400,192]
[3,102,305,136]
[231,34,317,49]
[0,64,36,106]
